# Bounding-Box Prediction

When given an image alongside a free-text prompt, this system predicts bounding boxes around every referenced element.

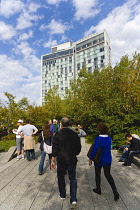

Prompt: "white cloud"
[19,30,33,41]
[72,0,99,21]
[13,41,40,73]
[0,21,16,40]
[84,1,140,65]
[40,19,70,34]
[0,54,41,105]
[16,2,42,30]
[47,0,67,5]
[1,0,24,17]
[44,39,58,48]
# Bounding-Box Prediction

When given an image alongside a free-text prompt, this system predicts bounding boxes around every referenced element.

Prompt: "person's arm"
[75,135,82,155]
[51,156,56,170]
[33,128,38,135]
[18,127,24,138]
[38,133,42,143]
[89,137,99,160]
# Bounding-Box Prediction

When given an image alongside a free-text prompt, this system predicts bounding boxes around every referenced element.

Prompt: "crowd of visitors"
[12,117,140,209]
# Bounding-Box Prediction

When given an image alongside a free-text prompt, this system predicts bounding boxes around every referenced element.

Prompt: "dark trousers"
[124,150,139,166]
[26,149,35,160]
[95,166,117,194]
[57,162,77,203]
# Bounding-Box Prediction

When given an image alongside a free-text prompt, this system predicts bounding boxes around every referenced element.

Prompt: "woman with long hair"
[38,124,53,175]
[89,122,119,201]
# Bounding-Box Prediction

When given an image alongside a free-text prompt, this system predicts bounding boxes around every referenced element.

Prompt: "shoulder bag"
[42,132,52,154]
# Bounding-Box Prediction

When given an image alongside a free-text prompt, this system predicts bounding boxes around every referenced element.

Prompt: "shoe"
[71,201,77,209]
[27,159,31,161]
[93,188,101,195]
[39,172,42,175]
[16,156,20,160]
[122,163,127,167]
[60,196,65,200]
[114,192,119,201]
[118,159,124,162]
[21,155,24,159]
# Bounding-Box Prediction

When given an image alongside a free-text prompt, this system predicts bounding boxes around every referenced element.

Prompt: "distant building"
[41,30,111,104]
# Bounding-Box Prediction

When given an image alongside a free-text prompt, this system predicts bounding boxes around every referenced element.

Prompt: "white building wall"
[41,31,111,104]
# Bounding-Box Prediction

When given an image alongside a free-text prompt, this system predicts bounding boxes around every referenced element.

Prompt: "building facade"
[41,30,111,103]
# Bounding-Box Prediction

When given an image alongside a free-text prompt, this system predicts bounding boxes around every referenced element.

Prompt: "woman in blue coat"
[89,122,119,201]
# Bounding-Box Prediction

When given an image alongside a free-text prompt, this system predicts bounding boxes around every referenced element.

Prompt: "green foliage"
[1,52,140,151]
[0,133,16,152]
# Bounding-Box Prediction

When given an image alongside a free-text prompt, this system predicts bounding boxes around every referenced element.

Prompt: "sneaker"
[71,201,77,209]
[60,196,65,200]
[16,156,20,160]
[21,155,24,159]
[118,159,124,162]
[39,172,42,175]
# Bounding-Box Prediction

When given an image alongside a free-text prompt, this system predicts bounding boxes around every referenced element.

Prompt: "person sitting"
[77,125,86,137]
[118,134,140,162]
[122,133,140,167]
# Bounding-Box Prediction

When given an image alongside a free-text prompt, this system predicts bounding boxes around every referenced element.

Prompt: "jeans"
[57,162,77,203]
[26,149,35,160]
[124,150,139,166]
[95,166,117,194]
[119,145,130,161]
[38,150,52,172]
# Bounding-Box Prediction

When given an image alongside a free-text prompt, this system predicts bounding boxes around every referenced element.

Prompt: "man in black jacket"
[51,117,81,209]
[122,133,140,167]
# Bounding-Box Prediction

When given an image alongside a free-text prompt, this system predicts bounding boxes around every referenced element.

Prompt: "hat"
[18,119,23,123]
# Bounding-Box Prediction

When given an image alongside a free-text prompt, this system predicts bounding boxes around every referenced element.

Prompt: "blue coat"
[90,135,112,167]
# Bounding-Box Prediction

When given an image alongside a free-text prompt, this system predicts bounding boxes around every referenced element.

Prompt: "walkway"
[0,139,140,210]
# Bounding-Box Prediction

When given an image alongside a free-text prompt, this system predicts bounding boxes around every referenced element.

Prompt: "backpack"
[42,132,52,154]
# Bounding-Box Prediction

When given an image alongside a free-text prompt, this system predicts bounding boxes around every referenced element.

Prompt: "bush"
[0,133,16,152]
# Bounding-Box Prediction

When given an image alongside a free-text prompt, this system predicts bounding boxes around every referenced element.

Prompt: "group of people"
[12,119,38,161]
[12,117,140,209]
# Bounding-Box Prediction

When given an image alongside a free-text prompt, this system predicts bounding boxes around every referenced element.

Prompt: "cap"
[18,119,23,123]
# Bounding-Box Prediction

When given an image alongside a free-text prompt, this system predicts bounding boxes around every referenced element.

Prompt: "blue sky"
[0,0,140,105]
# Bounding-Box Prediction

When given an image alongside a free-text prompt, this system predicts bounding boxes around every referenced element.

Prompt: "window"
[93,40,97,44]
[94,58,98,61]
[76,47,81,51]
[100,47,104,52]
[99,37,104,42]
[87,42,92,47]
[88,60,91,63]
[82,44,86,49]
[101,55,105,59]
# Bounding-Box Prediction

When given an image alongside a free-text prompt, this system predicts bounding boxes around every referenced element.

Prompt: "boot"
[113,190,119,201]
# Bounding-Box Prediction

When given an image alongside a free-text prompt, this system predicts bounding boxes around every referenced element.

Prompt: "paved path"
[0,139,140,210]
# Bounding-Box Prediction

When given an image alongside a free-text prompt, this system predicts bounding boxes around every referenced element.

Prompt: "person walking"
[38,124,53,175]
[48,120,54,134]
[51,117,81,209]
[89,122,119,201]
[52,119,59,133]
[12,119,24,160]
[18,119,38,161]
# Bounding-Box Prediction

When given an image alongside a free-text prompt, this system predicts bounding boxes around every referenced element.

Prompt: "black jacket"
[129,137,140,151]
[52,127,81,164]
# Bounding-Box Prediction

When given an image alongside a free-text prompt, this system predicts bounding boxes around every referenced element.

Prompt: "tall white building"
[41,30,111,103]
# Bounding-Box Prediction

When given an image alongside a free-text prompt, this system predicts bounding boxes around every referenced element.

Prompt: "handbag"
[87,137,101,163]
[42,132,52,154]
